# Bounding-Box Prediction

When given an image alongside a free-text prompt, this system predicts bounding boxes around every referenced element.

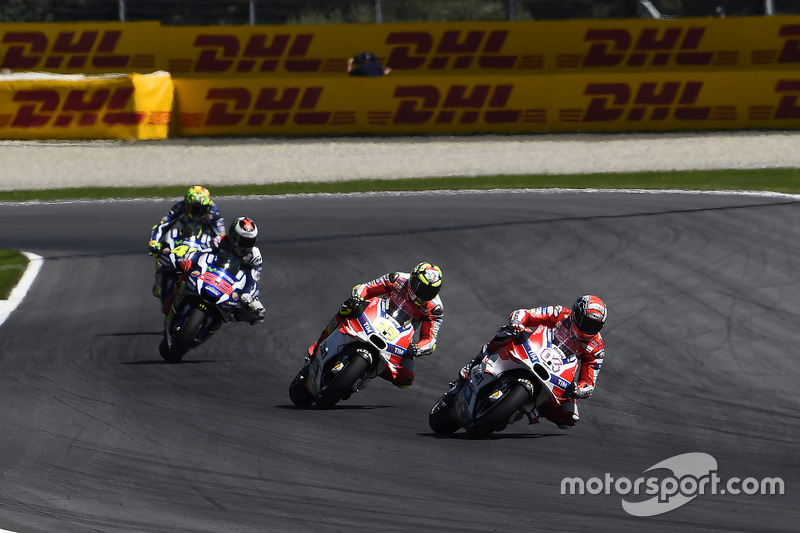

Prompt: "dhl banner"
[0,17,798,78]
[0,71,173,140]
[173,71,800,136]
[159,16,800,77]
[0,22,161,74]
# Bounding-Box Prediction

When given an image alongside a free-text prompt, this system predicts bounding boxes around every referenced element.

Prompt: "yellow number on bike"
[376,319,399,341]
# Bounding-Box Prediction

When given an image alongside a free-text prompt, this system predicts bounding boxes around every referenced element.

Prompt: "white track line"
[0,252,43,328]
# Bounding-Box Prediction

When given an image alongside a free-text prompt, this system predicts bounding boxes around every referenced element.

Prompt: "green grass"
[0,250,28,300]
[2,168,800,203]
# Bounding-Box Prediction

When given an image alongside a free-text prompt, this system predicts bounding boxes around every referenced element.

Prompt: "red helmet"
[571,295,607,338]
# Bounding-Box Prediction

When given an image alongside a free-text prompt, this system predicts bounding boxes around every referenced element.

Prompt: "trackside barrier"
[173,71,800,136]
[0,71,173,140]
[159,16,800,77]
[2,18,799,77]
[1,17,800,138]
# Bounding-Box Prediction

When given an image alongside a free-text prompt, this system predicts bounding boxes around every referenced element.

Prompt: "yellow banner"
[173,72,800,136]
[161,16,800,77]
[0,71,174,140]
[0,22,161,75]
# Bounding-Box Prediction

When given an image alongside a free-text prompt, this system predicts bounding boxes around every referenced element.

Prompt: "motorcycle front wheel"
[465,382,530,439]
[288,364,315,408]
[315,349,370,410]
[161,307,207,363]
[428,391,461,435]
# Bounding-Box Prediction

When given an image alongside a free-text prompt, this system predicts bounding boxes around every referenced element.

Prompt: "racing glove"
[565,383,593,399]
[148,240,162,256]
[339,295,365,316]
[508,321,524,335]
[405,344,420,359]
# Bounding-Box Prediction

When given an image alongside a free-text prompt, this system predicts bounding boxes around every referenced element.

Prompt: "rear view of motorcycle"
[429,326,579,438]
[289,298,415,409]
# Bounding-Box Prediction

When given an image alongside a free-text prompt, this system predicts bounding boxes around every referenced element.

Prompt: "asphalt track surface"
[0,190,797,532]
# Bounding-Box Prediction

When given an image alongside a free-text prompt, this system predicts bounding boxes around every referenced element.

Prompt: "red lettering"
[253,88,300,111]
[205,87,251,125]
[386,32,433,70]
[582,30,631,67]
[11,89,59,127]
[583,83,630,121]
[93,31,130,68]
[393,85,439,123]
[778,24,800,63]
[194,35,239,72]
[436,31,483,54]
[1,32,47,69]
[774,79,800,119]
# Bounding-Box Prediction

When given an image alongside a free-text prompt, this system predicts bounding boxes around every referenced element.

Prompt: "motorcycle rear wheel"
[466,383,530,439]
[315,350,370,410]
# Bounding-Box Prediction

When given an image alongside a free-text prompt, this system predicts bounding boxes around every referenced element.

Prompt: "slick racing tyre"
[428,392,461,435]
[161,307,206,363]
[315,349,370,410]
[465,382,530,439]
[288,364,315,408]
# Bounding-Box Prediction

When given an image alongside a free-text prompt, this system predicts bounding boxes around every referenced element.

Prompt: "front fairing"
[158,225,214,270]
[456,326,579,420]
[309,298,415,395]
[175,249,247,321]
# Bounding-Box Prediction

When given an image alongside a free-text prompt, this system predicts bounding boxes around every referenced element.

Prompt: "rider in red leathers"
[454,295,607,429]
[307,262,444,388]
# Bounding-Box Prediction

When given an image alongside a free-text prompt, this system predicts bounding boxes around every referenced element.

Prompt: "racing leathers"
[149,199,226,309]
[462,305,605,428]
[308,272,444,388]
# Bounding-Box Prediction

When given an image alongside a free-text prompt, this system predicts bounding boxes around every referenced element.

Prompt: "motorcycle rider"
[451,295,607,429]
[148,185,226,309]
[306,262,444,388]
[204,216,266,325]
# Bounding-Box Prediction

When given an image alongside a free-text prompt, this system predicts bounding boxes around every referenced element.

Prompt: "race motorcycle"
[159,245,248,363]
[289,297,415,409]
[428,325,579,438]
[153,223,215,312]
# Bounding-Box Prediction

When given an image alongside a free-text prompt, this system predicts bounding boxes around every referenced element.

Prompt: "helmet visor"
[187,202,210,218]
[575,315,604,336]
[409,277,439,303]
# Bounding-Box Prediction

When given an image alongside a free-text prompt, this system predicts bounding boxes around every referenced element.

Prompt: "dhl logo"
[0,30,143,70]
[384,31,516,70]
[183,30,517,74]
[184,33,324,73]
[578,23,800,69]
[750,79,800,120]
[192,84,536,127]
[2,88,169,128]
[577,81,713,122]
[390,84,524,124]
[578,27,716,68]
[197,86,334,126]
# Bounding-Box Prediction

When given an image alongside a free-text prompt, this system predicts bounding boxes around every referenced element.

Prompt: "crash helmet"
[571,295,607,338]
[185,185,212,219]
[223,216,258,257]
[407,262,443,305]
